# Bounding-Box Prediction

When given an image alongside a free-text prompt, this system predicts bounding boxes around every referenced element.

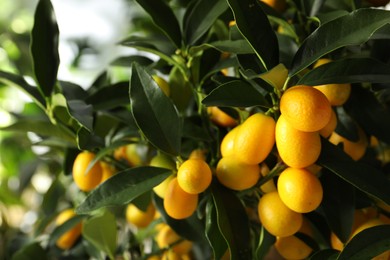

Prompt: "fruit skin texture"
[72,151,103,192]
[126,203,156,228]
[55,209,82,250]
[314,83,351,107]
[234,113,276,165]
[208,106,237,127]
[164,178,198,219]
[156,224,192,255]
[329,126,368,161]
[280,85,332,132]
[177,159,212,194]
[258,191,303,237]
[275,115,321,168]
[220,125,240,157]
[216,156,260,191]
[277,167,323,213]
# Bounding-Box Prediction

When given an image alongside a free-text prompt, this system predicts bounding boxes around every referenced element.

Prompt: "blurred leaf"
[49,214,85,246]
[290,9,390,77]
[76,166,171,214]
[298,58,390,85]
[110,55,154,67]
[205,199,228,259]
[0,71,46,109]
[134,0,182,48]
[310,249,339,260]
[12,242,47,260]
[82,210,117,260]
[86,81,129,110]
[255,226,275,260]
[130,63,182,156]
[42,180,65,216]
[306,0,326,17]
[319,170,355,243]
[184,0,228,45]
[76,127,105,151]
[227,0,279,71]
[202,80,270,108]
[211,181,251,259]
[338,225,390,260]
[31,0,59,97]
[318,139,390,205]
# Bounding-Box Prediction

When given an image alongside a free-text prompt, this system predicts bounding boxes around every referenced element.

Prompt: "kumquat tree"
[1,0,390,259]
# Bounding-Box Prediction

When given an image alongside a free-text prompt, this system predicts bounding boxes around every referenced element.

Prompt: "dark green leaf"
[134,0,182,48]
[298,58,390,85]
[59,81,88,100]
[76,166,171,214]
[227,0,279,70]
[309,249,339,260]
[130,63,182,156]
[337,225,390,260]
[12,242,47,260]
[205,199,228,259]
[76,127,105,150]
[202,80,270,108]
[184,0,228,45]
[67,100,93,131]
[110,55,154,67]
[183,117,212,141]
[335,107,359,142]
[0,71,46,109]
[318,139,390,205]
[121,35,176,57]
[169,66,193,112]
[255,227,275,260]
[290,9,390,77]
[316,10,349,25]
[31,0,59,97]
[86,81,129,110]
[211,181,251,259]
[191,40,254,55]
[82,210,117,259]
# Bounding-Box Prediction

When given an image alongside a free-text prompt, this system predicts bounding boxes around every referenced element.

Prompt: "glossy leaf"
[338,225,390,260]
[134,0,182,48]
[86,81,129,110]
[227,0,279,71]
[76,167,171,214]
[82,210,117,260]
[318,139,390,205]
[298,58,390,85]
[12,242,47,260]
[202,80,270,108]
[211,181,251,259]
[184,0,228,45]
[31,0,59,97]
[130,63,182,155]
[290,9,390,77]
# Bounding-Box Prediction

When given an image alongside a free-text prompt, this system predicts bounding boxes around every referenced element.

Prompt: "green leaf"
[0,70,46,109]
[82,210,117,260]
[76,127,105,150]
[11,242,47,260]
[298,58,390,85]
[42,180,65,216]
[290,9,390,77]
[255,227,275,260]
[86,81,129,110]
[202,80,270,108]
[191,40,254,55]
[110,55,154,67]
[130,63,182,156]
[318,139,390,205]
[309,249,339,260]
[227,0,279,71]
[134,0,182,48]
[31,0,59,97]
[76,166,171,214]
[211,181,251,259]
[184,0,228,45]
[337,225,390,260]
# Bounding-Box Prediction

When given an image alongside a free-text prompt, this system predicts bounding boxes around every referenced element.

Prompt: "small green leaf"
[82,210,117,260]
[130,63,182,156]
[290,9,390,77]
[31,0,59,97]
[12,242,47,260]
[318,139,390,205]
[202,80,270,108]
[205,199,228,259]
[134,0,182,48]
[338,225,390,260]
[76,166,171,214]
[298,58,390,85]
[211,181,251,259]
[227,0,279,71]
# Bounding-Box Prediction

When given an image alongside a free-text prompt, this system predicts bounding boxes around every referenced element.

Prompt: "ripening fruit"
[330,232,344,251]
[125,143,147,166]
[100,161,116,183]
[216,156,260,191]
[329,126,368,161]
[275,115,321,168]
[274,235,312,259]
[220,125,240,157]
[156,225,193,255]
[280,85,332,132]
[152,75,170,97]
[259,163,277,193]
[319,109,337,138]
[126,203,156,228]
[161,250,181,260]
[55,209,82,250]
[150,153,176,198]
[277,168,323,213]
[234,113,276,165]
[208,106,237,127]
[177,159,212,194]
[188,148,207,161]
[261,0,287,12]
[351,218,386,238]
[72,151,103,192]
[164,178,198,219]
[258,191,303,237]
